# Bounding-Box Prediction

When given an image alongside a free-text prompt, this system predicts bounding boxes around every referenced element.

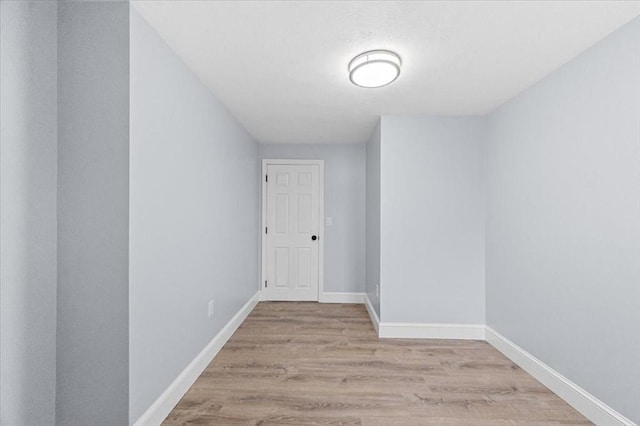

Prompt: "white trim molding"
[486,327,636,426]
[319,292,365,304]
[364,294,380,334]
[378,322,485,340]
[134,292,260,426]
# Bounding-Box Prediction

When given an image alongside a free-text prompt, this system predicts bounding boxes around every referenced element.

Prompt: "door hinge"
[265,280,268,288]
[265,227,268,234]
[265,175,268,182]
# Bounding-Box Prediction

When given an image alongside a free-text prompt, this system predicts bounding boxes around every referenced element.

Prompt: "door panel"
[275,194,289,233]
[275,247,289,288]
[265,164,320,301]
[297,247,311,288]
[297,194,311,233]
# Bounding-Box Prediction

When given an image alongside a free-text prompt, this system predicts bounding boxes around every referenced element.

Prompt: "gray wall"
[365,122,381,316]
[258,144,366,294]
[129,9,259,423]
[0,2,58,424]
[380,116,485,324]
[57,3,130,424]
[486,16,640,424]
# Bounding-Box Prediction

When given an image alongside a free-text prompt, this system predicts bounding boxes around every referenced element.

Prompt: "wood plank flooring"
[163,302,591,425]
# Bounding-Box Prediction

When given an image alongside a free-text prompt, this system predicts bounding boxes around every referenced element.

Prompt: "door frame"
[260,159,324,301]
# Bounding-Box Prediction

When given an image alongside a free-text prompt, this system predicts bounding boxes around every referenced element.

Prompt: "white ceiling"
[132,1,639,144]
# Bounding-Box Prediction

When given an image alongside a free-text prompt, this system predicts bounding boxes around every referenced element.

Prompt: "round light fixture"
[348,50,401,88]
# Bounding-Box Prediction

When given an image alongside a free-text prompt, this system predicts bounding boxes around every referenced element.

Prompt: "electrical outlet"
[208,299,214,317]
[376,284,380,298]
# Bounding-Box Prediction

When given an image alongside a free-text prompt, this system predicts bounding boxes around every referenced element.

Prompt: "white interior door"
[265,163,320,301]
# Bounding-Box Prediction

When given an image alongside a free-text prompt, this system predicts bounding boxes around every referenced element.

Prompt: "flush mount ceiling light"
[348,50,402,88]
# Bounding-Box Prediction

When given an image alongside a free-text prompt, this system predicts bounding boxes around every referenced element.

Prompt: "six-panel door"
[265,164,319,301]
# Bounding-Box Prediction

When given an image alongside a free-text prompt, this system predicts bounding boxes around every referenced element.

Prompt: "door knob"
[311,235,317,241]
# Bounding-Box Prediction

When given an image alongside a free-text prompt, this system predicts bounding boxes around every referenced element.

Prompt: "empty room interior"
[1,1,640,425]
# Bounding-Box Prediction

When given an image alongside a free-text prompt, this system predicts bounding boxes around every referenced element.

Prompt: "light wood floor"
[164,302,591,425]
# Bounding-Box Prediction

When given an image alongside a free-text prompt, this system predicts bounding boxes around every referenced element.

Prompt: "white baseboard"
[319,292,365,304]
[134,292,260,426]
[485,327,636,426]
[363,296,483,340]
[257,291,364,303]
[364,293,380,333]
[378,322,485,340]
[362,294,483,340]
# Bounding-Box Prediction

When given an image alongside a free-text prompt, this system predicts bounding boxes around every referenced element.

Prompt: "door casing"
[260,159,324,301]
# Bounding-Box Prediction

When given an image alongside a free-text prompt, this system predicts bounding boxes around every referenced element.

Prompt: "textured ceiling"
[132,1,639,144]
